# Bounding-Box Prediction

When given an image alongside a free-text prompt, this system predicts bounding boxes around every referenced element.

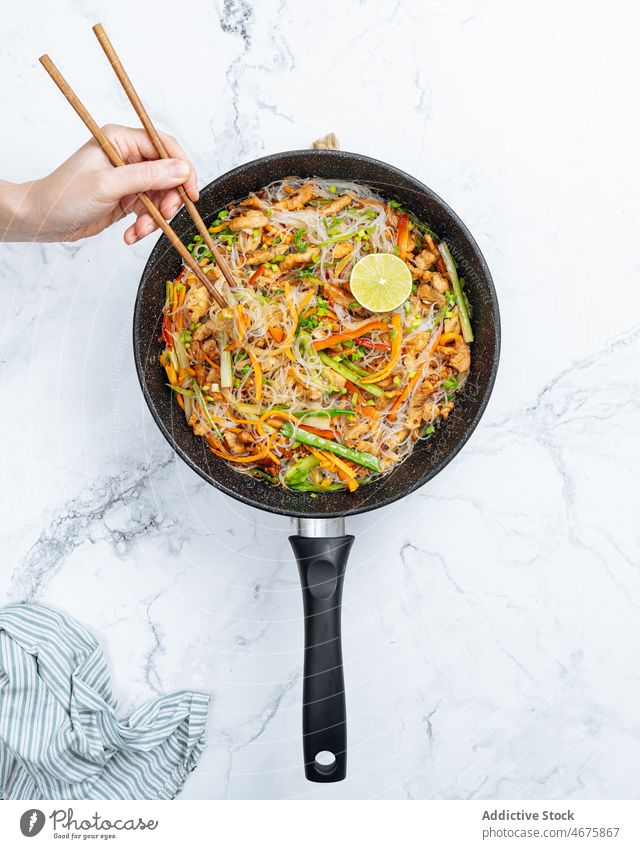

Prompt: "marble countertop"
[1,0,639,799]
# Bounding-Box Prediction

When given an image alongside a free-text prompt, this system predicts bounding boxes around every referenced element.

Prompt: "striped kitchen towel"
[0,604,210,800]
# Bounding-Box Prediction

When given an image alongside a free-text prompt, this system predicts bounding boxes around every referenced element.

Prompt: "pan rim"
[133,148,501,519]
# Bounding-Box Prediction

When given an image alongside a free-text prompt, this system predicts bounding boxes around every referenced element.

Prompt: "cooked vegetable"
[438,242,473,343]
[280,422,381,472]
[318,352,384,397]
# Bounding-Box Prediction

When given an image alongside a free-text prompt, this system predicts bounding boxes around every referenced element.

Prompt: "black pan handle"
[289,533,354,782]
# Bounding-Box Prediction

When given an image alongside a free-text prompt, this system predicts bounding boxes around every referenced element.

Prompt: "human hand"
[1,124,198,243]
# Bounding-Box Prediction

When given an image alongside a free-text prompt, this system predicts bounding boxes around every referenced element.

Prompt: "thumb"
[99,158,192,201]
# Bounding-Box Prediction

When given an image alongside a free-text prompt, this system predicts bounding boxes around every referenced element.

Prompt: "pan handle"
[289,529,354,782]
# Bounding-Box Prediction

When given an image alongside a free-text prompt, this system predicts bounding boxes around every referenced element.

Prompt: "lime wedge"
[349,252,412,313]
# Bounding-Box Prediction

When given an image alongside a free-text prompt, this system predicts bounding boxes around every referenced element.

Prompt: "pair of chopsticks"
[39,24,231,309]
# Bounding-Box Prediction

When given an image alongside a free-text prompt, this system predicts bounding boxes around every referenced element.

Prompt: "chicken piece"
[205,264,223,282]
[381,450,401,470]
[384,426,409,449]
[343,420,370,448]
[194,363,207,385]
[281,247,319,270]
[421,401,441,423]
[184,284,211,323]
[246,248,281,265]
[333,242,352,260]
[325,369,346,390]
[408,295,424,317]
[203,368,219,388]
[323,281,354,308]
[274,183,316,211]
[439,401,454,420]
[414,249,437,274]
[240,195,264,209]
[202,338,219,359]
[431,272,449,294]
[306,386,322,402]
[443,307,461,336]
[355,440,374,454]
[239,230,261,253]
[404,330,432,357]
[193,318,216,342]
[224,432,251,454]
[405,380,435,430]
[323,194,353,215]
[188,411,210,437]
[417,281,445,305]
[449,342,471,373]
[229,210,269,232]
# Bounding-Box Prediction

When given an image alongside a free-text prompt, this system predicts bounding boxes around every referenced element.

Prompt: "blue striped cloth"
[0,604,210,800]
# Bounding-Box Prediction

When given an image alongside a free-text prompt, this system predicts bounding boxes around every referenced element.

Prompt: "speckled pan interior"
[133,150,501,519]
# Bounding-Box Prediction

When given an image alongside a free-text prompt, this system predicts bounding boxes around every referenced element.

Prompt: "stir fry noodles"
[159,178,473,493]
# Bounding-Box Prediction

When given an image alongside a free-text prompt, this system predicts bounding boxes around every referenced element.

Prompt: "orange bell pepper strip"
[360,314,403,383]
[312,320,389,351]
[204,433,271,463]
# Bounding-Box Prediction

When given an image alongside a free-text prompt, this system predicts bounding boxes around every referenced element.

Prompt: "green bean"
[280,422,381,472]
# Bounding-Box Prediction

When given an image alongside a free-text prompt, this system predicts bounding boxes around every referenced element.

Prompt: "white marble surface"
[1,0,639,800]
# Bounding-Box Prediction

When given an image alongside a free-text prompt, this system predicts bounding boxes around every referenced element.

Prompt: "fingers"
[124,212,156,244]
[159,188,182,220]
[99,157,192,203]
[158,132,199,201]
[121,186,185,244]
[101,124,199,200]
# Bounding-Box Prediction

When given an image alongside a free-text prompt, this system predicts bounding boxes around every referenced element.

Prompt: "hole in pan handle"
[290,520,354,782]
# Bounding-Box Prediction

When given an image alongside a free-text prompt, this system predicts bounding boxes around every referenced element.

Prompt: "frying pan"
[133,149,500,783]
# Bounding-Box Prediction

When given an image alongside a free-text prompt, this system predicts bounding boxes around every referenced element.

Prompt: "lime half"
[349,252,412,313]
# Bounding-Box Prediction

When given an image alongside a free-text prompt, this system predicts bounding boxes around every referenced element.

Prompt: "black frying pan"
[133,150,500,782]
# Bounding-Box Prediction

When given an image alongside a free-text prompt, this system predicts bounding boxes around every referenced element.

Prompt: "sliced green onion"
[318,352,384,398]
[219,331,233,389]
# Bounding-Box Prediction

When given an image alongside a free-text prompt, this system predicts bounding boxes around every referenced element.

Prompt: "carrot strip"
[268,325,285,343]
[248,263,266,285]
[387,330,442,421]
[257,409,298,436]
[387,363,426,422]
[248,351,263,403]
[335,248,353,277]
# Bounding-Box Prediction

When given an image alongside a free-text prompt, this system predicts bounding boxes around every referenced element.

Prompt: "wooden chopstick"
[92,23,238,293]
[38,53,226,309]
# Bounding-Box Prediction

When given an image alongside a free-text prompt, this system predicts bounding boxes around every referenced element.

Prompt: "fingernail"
[170,160,190,179]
